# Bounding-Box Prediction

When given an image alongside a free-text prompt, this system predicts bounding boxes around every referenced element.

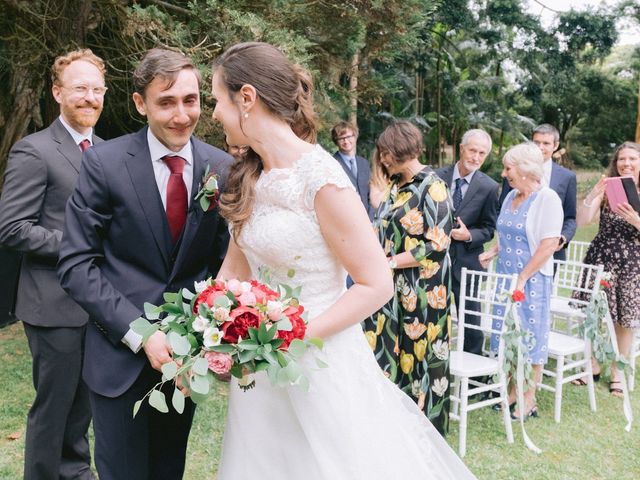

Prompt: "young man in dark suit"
[0,49,106,480]
[331,121,374,219]
[58,49,233,480]
[436,129,499,355]
[499,123,577,260]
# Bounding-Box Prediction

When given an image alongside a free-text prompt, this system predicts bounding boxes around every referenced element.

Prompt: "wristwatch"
[388,257,398,269]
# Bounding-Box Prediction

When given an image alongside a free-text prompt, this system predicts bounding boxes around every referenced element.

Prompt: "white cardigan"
[501,187,563,277]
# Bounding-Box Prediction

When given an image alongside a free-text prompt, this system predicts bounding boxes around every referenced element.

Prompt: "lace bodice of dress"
[237,145,355,318]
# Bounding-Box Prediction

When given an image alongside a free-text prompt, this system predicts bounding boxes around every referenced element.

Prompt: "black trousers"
[90,363,196,480]
[23,323,92,480]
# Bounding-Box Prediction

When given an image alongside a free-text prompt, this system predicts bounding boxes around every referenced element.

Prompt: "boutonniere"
[194,166,220,211]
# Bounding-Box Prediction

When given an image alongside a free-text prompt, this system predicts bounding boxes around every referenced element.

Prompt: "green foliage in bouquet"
[130,276,325,416]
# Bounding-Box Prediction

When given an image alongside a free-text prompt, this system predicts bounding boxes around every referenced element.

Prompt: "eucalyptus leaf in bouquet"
[130,275,324,415]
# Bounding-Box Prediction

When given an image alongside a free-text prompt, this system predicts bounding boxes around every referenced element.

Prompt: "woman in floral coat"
[363,121,454,435]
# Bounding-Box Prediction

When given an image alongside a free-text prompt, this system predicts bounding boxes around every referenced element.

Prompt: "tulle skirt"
[217,323,475,480]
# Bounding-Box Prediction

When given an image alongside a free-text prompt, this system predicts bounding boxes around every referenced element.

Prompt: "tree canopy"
[0,0,637,181]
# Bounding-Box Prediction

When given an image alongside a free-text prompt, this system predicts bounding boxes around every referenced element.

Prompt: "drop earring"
[243,112,249,119]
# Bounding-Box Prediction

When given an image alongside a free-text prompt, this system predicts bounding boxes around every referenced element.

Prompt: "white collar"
[147,128,193,165]
[452,163,476,183]
[58,115,93,147]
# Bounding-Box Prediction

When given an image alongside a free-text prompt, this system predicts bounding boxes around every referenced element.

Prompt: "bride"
[213,42,475,479]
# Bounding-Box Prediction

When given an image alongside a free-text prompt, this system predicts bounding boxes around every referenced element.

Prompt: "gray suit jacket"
[436,165,499,282]
[333,151,374,219]
[0,118,99,327]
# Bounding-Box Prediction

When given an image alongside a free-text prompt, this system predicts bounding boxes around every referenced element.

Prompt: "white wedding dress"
[217,145,476,480]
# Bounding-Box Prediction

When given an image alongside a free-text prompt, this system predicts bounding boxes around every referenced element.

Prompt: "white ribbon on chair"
[509,300,542,454]
[602,308,634,431]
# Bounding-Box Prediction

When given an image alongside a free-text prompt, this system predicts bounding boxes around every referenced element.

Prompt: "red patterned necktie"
[163,155,188,244]
[79,139,91,152]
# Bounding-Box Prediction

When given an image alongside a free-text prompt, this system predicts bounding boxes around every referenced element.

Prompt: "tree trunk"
[636,75,640,143]
[436,53,442,167]
[0,69,45,183]
[0,0,95,182]
[348,50,360,125]
[498,129,505,157]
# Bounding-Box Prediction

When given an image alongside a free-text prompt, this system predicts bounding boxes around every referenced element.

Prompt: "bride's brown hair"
[214,42,318,237]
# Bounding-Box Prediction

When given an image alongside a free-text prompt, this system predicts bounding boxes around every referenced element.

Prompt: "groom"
[58,48,232,479]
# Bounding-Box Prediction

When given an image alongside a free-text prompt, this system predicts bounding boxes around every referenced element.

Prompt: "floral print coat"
[363,167,454,435]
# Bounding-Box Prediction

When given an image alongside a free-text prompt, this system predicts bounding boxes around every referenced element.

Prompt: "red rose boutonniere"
[511,289,525,302]
[599,280,611,289]
[194,166,219,212]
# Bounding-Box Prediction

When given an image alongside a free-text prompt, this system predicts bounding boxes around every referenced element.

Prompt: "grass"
[1,173,638,479]
[1,319,639,480]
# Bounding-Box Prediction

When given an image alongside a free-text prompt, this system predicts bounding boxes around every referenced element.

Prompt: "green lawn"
[2,207,638,479]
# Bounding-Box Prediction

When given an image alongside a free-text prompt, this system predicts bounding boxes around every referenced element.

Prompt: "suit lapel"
[457,171,482,213]
[170,138,207,277]
[124,128,172,270]
[549,161,560,191]
[51,119,83,173]
[440,165,454,186]
[334,152,357,184]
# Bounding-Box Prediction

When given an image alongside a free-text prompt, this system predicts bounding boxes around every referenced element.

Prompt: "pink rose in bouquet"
[130,275,324,416]
[205,351,233,374]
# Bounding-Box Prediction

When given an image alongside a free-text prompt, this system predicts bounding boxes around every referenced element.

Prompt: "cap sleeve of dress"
[301,146,356,211]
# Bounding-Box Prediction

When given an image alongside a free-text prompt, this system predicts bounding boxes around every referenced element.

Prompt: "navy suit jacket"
[58,127,233,397]
[333,151,374,219]
[436,165,499,282]
[499,161,576,261]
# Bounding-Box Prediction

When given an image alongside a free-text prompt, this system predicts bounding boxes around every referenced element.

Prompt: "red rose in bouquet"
[131,276,324,415]
[222,306,262,343]
[193,280,228,313]
[277,305,307,350]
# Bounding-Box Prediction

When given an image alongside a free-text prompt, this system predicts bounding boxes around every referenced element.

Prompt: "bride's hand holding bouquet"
[130,275,324,415]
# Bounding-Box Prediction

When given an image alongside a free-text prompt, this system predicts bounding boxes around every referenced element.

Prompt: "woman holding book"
[577,141,640,396]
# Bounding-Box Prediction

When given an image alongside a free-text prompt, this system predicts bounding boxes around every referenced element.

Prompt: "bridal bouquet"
[130,275,324,415]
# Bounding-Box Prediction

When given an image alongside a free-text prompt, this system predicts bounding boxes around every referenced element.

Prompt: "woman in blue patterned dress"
[479,143,562,420]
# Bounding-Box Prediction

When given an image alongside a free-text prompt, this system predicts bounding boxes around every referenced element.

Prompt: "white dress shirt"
[542,159,553,187]
[59,115,93,149]
[147,128,194,208]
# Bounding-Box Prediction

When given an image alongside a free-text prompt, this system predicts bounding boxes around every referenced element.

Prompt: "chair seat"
[547,331,586,356]
[451,351,499,377]
[550,297,586,318]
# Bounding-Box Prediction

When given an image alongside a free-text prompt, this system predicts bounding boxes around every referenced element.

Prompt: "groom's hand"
[143,331,172,371]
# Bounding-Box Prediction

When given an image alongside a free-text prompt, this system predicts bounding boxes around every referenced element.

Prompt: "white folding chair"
[566,240,591,264]
[539,260,604,423]
[450,268,517,457]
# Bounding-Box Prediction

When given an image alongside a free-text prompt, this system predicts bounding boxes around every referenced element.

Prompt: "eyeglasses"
[336,134,355,142]
[62,85,108,97]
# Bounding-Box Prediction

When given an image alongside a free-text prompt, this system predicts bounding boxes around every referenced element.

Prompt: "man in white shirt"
[0,49,107,480]
[57,49,233,480]
[500,123,576,260]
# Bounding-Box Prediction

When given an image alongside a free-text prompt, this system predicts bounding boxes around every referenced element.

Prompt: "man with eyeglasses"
[0,49,106,480]
[331,121,374,220]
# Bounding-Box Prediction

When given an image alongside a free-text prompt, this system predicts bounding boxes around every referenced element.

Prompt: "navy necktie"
[346,157,357,177]
[453,178,465,210]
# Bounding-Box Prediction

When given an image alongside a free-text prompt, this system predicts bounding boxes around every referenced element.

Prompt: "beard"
[60,101,103,131]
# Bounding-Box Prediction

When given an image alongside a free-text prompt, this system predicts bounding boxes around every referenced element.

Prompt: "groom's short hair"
[132,48,201,97]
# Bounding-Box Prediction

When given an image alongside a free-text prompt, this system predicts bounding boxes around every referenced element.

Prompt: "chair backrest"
[552,259,604,310]
[566,241,591,264]
[457,268,519,362]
